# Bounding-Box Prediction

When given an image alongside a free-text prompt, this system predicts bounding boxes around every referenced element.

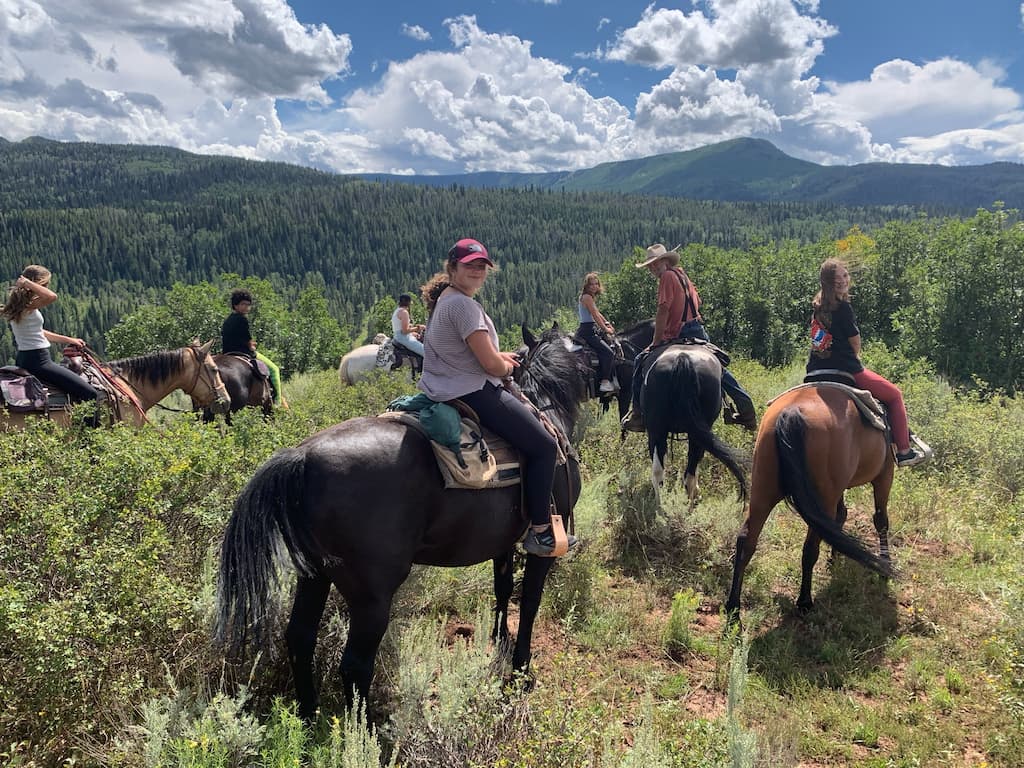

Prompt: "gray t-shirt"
[418,288,501,401]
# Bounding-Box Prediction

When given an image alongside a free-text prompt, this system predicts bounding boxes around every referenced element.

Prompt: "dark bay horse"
[216,326,590,716]
[606,320,654,422]
[200,353,273,419]
[725,386,895,618]
[640,343,747,505]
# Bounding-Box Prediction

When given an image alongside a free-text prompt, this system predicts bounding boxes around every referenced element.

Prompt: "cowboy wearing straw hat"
[621,243,758,432]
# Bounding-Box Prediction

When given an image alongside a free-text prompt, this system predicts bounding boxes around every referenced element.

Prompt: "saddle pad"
[767,382,887,431]
[377,411,523,490]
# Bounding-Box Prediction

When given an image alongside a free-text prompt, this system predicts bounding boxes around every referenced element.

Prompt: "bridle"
[187,346,228,407]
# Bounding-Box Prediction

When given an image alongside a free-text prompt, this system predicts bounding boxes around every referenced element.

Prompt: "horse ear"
[522,323,538,350]
[198,339,214,356]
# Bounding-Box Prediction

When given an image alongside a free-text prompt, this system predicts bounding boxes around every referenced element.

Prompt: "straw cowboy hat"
[636,243,681,268]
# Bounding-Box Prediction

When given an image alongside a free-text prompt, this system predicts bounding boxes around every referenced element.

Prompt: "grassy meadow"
[1,345,1022,767]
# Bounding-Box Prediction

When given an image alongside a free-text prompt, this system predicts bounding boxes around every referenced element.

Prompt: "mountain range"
[360,138,1024,211]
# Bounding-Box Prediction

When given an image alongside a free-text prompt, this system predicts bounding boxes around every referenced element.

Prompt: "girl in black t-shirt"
[808,258,928,468]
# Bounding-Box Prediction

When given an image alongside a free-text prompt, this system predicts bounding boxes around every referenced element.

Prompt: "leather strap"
[549,514,569,557]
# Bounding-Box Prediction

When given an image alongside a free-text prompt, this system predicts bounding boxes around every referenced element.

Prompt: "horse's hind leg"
[684,441,705,511]
[725,496,774,619]
[338,589,396,709]
[492,552,514,647]
[285,575,332,721]
[797,529,823,613]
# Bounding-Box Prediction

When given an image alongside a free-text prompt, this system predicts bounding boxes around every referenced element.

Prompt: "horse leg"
[492,552,515,648]
[725,493,778,619]
[338,590,395,709]
[285,575,332,721]
[649,433,669,491]
[684,441,705,511]
[797,528,823,613]
[872,472,894,568]
[828,495,849,568]
[512,555,556,680]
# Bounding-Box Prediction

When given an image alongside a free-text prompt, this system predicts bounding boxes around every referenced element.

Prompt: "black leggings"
[577,322,614,380]
[458,382,557,527]
[16,348,99,402]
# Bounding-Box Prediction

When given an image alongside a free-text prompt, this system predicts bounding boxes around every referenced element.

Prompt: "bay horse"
[724,385,895,619]
[216,325,590,717]
[0,340,230,429]
[640,343,747,505]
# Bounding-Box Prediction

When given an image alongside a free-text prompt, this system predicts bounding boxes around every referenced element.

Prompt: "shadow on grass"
[746,555,899,692]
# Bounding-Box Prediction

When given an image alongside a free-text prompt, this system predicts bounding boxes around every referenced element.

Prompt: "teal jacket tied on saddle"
[387,393,466,465]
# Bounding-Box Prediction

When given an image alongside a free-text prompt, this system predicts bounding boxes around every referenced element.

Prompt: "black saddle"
[391,340,423,377]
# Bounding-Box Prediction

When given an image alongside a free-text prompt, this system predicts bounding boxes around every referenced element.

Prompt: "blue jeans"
[458,382,557,527]
[393,332,424,357]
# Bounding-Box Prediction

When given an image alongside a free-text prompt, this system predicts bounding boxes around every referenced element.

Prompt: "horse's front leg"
[285,575,332,721]
[872,470,894,568]
[492,552,515,648]
[511,555,556,680]
[828,495,848,568]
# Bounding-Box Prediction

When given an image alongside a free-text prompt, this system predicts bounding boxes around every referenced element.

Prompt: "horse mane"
[109,349,185,386]
[519,327,590,424]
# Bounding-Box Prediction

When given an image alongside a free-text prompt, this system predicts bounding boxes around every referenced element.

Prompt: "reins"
[80,345,151,426]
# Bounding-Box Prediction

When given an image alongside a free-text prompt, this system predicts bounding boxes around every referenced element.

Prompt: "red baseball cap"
[448,238,494,266]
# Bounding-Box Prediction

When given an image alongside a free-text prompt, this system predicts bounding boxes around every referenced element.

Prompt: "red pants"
[853,368,910,451]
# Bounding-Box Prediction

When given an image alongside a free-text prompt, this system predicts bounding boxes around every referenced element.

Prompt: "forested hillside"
[1,138,920,363]
[362,137,1024,210]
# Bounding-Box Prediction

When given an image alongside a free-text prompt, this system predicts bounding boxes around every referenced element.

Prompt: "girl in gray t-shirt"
[417,239,577,557]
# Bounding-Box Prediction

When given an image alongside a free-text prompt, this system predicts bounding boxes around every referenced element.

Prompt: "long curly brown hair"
[812,258,849,325]
[1,265,51,322]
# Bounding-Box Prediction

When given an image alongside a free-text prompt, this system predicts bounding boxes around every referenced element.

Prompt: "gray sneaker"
[522,527,579,557]
[895,447,927,468]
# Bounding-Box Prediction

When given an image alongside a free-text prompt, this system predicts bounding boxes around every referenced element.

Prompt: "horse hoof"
[796,600,813,615]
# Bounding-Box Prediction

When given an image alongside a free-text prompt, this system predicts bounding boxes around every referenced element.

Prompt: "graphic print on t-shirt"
[810,315,833,356]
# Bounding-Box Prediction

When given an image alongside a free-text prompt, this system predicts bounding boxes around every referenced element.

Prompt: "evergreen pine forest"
[1,141,1023,766]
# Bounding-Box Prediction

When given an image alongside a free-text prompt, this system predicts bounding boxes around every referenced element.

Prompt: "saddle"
[391,339,423,376]
[768,374,888,432]
[0,367,61,412]
[379,395,570,491]
[225,352,269,380]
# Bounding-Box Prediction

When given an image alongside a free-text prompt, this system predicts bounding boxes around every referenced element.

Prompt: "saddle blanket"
[768,381,888,431]
[377,410,523,490]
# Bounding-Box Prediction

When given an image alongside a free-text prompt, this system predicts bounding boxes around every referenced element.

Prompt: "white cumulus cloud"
[400,23,430,42]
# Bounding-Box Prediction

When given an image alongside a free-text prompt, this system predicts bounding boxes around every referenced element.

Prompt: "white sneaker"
[598,379,615,394]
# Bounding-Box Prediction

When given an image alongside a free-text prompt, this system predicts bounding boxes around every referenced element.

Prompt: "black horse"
[197,353,273,420]
[606,319,654,422]
[640,343,747,507]
[216,326,590,717]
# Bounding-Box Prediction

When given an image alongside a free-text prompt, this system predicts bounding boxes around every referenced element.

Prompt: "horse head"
[189,340,231,413]
[516,323,590,441]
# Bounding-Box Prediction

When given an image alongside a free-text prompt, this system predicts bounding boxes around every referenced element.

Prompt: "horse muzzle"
[210,394,232,415]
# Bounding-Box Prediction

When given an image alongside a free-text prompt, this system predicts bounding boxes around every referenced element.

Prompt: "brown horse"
[203,354,273,418]
[0,340,230,429]
[725,385,895,618]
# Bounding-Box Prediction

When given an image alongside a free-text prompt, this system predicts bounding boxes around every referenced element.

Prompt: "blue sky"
[2,1,1023,174]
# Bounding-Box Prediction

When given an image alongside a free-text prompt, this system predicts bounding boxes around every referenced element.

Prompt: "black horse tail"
[664,352,749,501]
[774,408,893,577]
[215,447,318,651]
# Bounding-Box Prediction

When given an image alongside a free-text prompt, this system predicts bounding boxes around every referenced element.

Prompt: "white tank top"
[10,309,49,351]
